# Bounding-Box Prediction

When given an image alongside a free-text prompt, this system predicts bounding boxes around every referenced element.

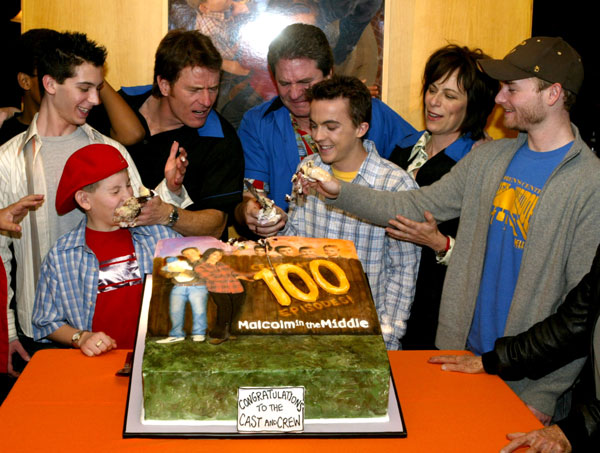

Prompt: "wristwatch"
[435,249,448,259]
[435,235,451,259]
[166,205,179,228]
[71,330,87,348]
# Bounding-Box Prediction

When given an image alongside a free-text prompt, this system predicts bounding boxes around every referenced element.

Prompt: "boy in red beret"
[31,144,179,356]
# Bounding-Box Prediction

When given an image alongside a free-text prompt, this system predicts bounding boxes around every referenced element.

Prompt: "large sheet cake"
[142,236,390,422]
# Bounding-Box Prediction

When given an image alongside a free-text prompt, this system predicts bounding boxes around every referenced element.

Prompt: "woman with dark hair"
[193,248,246,345]
[388,44,498,349]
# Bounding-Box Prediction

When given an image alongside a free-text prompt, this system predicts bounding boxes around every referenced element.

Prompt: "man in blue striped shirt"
[280,75,420,349]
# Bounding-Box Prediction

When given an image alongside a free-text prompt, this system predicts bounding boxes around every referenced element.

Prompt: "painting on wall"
[169,0,385,128]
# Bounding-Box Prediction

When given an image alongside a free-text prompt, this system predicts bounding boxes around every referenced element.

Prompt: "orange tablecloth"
[0,349,541,452]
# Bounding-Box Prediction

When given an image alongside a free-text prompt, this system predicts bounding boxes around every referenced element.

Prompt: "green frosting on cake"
[143,335,389,421]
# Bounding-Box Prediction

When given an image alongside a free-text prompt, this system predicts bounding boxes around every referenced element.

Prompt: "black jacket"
[482,245,600,451]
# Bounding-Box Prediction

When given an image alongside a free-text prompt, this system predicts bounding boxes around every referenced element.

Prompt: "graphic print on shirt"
[489,177,541,250]
[97,253,142,293]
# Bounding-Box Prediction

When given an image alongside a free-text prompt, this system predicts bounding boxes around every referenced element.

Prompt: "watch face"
[168,207,179,226]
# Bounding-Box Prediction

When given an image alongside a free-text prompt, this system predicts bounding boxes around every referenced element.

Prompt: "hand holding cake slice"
[298,160,332,183]
[113,185,156,227]
[287,161,333,204]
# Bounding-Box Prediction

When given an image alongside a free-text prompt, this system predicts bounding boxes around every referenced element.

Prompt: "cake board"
[123,276,406,438]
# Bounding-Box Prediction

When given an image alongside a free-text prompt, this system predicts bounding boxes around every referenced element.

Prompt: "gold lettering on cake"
[276,264,319,302]
[254,268,291,306]
[278,296,356,318]
[309,260,350,294]
[254,260,351,307]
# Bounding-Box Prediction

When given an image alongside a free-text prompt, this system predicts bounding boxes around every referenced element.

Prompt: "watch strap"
[166,205,179,228]
[71,330,87,348]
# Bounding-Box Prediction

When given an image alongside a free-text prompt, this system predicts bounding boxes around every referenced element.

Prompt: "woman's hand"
[386,210,447,251]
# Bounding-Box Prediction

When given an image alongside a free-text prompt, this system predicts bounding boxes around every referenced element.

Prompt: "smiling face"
[45,62,104,133]
[323,245,339,258]
[200,0,233,12]
[181,248,201,263]
[277,246,297,257]
[299,247,317,258]
[274,58,328,120]
[159,65,220,129]
[424,70,468,140]
[82,170,133,232]
[206,250,223,264]
[309,97,368,172]
[494,78,547,132]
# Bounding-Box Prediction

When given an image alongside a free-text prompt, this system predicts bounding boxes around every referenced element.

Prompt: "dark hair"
[307,75,371,128]
[17,29,61,77]
[199,247,223,263]
[275,245,293,252]
[423,44,498,140]
[267,23,333,78]
[151,29,222,97]
[37,31,107,95]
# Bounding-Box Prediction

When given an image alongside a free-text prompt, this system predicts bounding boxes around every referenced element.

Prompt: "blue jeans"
[168,285,208,337]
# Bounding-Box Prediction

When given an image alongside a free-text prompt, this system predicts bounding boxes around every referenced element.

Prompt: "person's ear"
[546,82,563,107]
[42,74,58,95]
[325,69,333,80]
[356,121,369,139]
[17,72,32,91]
[74,190,91,211]
[157,76,171,97]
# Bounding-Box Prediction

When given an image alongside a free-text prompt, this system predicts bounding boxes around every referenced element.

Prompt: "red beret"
[55,144,129,215]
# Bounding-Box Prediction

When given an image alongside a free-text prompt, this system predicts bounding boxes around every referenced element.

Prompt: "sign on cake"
[237,387,305,433]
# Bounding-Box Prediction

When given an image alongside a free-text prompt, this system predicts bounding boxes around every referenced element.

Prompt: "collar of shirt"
[291,113,318,158]
[406,131,431,177]
[19,113,98,158]
[56,217,155,253]
[202,9,228,20]
[355,140,387,187]
[263,96,285,116]
[196,109,224,138]
[121,85,224,138]
[310,139,381,188]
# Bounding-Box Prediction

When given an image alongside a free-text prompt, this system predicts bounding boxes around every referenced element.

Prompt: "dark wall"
[533,0,598,151]
[0,1,22,108]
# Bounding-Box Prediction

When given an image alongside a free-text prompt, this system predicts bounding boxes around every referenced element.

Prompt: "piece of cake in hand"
[113,186,155,227]
[256,196,281,225]
[287,161,333,204]
[299,160,332,183]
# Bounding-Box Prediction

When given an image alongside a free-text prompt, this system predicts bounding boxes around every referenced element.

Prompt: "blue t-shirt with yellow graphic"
[467,141,572,355]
